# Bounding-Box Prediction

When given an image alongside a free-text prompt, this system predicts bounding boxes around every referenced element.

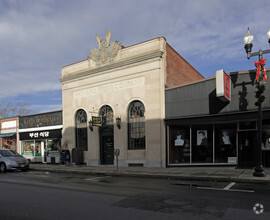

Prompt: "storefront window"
[214,123,237,163]
[192,125,213,163]
[21,140,35,157]
[46,139,61,157]
[168,123,238,165]
[168,126,190,164]
[34,140,42,156]
[2,135,16,151]
[262,120,270,167]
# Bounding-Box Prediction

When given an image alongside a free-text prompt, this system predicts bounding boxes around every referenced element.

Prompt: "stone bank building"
[60,31,203,167]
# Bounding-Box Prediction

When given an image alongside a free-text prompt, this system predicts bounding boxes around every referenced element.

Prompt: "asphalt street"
[1,171,270,219]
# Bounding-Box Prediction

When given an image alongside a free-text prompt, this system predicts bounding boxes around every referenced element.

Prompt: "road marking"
[224,182,236,190]
[197,186,254,193]
[85,176,111,181]
[227,188,254,193]
[197,186,224,191]
[197,182,254,193]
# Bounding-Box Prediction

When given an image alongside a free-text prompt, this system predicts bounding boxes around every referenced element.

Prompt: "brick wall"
[166,43,204,88]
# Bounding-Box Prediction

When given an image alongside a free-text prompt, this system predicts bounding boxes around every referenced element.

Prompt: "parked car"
[0,149,30,172]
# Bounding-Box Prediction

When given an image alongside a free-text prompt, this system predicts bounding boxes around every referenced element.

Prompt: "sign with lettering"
[73,77,145,99]
[19,129,62,140]
[19,111,62,129]
[92,116,102,127]
[216,69,231,101]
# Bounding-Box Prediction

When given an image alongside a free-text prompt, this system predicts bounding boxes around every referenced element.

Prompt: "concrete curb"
[29,167,270,185]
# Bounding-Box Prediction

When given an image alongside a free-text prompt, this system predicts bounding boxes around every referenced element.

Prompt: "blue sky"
[1,0,270,114]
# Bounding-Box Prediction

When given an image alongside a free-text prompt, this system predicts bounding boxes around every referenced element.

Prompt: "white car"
[0,149,30,172]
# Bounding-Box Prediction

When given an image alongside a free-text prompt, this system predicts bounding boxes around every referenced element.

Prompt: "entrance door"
[99,105,114,165]
[238,131,256,167]
[100,127,114,165]
[101,135,114,165]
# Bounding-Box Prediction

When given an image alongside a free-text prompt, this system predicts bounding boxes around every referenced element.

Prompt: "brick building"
[60,31,203,167]
[0,116,19,152]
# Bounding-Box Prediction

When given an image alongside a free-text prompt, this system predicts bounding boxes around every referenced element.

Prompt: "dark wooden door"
[101,135,114,165]
[100,127,114,165]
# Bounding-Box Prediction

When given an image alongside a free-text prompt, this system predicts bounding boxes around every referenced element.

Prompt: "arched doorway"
[99,105,114,165]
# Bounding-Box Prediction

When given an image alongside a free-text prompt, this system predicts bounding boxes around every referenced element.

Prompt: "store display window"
[192,124,213,163]
[21,140,35,157]
[168,126,190,164]
[34,141,42,156]
[46,139,61,157]
[21,140,41,157]
[262,120,270,149]
[262,120,270,167]
[2,136,16,151]
[214,123,237,163]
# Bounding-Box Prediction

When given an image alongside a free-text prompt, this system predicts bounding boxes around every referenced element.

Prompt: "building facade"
[18,111,62,163]
[165,70,270,167]
[60,31,203,167]
[0,116,19,151]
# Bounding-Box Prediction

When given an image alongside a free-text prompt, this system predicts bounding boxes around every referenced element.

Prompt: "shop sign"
[19,129,62,140]
[216,69,231,101]
[19,111,62,129]
[1,120,17,129]
[92,116,102,126]
[29,131,49,138]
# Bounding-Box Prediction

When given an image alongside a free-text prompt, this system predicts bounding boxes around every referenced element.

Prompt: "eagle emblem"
[89,29,121,65]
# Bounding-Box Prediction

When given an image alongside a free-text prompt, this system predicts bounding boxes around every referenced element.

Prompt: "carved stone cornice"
[60,51,164,83]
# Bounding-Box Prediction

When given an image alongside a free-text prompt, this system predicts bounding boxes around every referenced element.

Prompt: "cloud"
[1,0,270,110]
[31,104,62,114]
[0,69,61,98]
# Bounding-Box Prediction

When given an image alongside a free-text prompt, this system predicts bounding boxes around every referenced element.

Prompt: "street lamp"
[243,27,270,177]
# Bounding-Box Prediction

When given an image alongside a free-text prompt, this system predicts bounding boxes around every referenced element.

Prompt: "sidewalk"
[29,163,270,184]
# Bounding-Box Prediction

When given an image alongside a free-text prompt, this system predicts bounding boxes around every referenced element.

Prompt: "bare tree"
[0,101,32,118]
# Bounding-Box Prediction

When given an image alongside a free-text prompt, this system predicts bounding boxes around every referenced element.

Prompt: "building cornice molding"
[60,51,164,83]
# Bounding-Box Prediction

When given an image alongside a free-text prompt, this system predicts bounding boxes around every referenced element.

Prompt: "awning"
[0,133,16,138]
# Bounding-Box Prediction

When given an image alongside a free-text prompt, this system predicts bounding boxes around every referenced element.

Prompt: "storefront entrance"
[238,131,256,167]
[98,105,114,165]
[100,127,114,165]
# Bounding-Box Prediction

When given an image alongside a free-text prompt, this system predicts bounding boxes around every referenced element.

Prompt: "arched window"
[128,101,145,150]
[75,109,88,150]
[99,105,114,126]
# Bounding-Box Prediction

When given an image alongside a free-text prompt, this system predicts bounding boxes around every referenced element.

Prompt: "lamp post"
[243,28,270,177]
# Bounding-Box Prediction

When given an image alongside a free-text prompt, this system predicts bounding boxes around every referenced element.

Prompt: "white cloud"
[1,0,270,103]
[0,69,61,98]
[31,104,62,114]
